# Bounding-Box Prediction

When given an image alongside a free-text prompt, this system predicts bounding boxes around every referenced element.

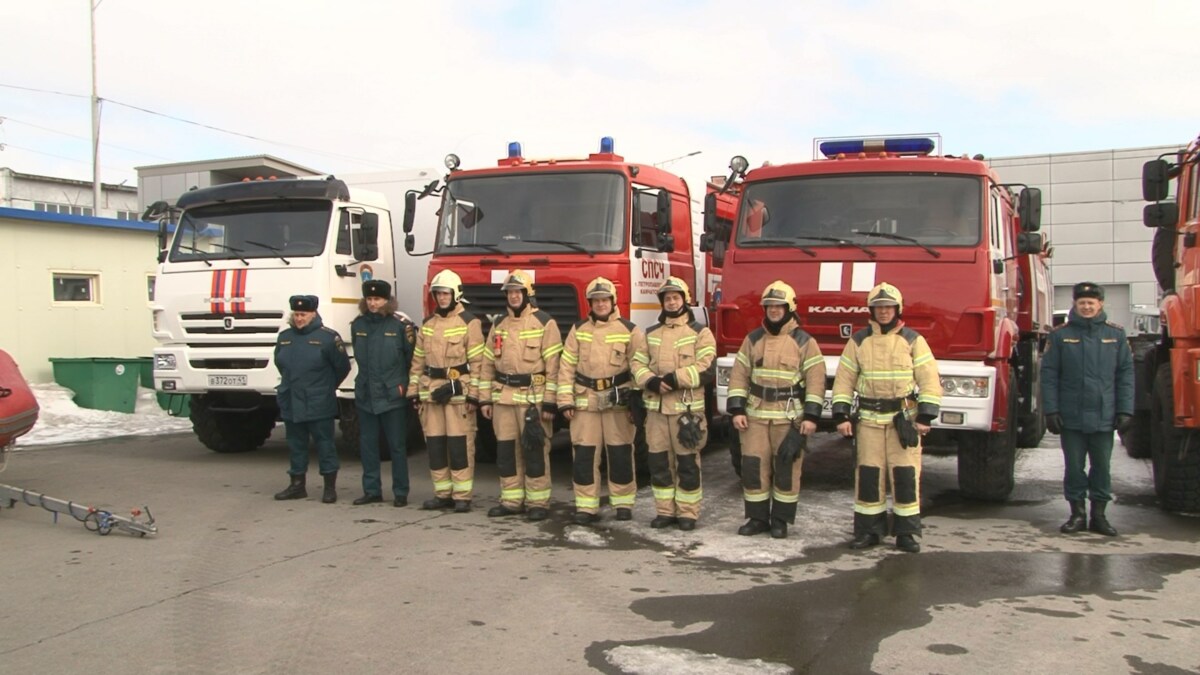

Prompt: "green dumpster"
[49,357,148,414]
[138,357,154,388]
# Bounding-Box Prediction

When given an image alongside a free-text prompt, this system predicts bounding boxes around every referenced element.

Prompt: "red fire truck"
[401,137,710,454]
[702,135,1050,501]
[1140,134,1200,512]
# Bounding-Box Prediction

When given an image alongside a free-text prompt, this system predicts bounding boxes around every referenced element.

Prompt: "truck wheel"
[1016,344,1046,448]
[1016,386,1046,448]
[956,373,1018,501]
[190,394,276,454]
[1150,364,1200,512]
[1120,410,1153,459]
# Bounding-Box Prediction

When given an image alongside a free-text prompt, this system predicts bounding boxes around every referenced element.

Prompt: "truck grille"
[179,311,284,337]
[461,284,580,339]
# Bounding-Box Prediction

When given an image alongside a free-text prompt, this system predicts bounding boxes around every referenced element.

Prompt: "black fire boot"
[274,473,306,501]
[895,533,921,553]
[737,519,771,536]
[573,511,599,525]
[321,472,337,504]
[488,504,522,518]
[677,518,696,531]
[1088,501,1118,537]
[615,508,633,521]
[453,500,472,513]
[770,518,789,539]
[353,494,383,506]
[526,507,549,522]
[650,515,678,529]
[1060,500,1088,534]
[422,496,455,510]
[849,532,880,550]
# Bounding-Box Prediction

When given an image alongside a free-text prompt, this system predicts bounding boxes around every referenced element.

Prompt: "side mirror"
[404,233,415,254]
[1017,232,1043,255]
[699,232,713,253]
[157,221,168,263]
[656,191,672,236]
[403,192,417,234]
[1143,159,1171,202]
[1018,188,1042,232]
[1144,202,1180,229]
[356,212,380,261]
[659,233,675,253]
[703,193,717,234]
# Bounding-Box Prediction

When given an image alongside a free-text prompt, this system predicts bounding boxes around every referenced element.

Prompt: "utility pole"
[90,0,102,215]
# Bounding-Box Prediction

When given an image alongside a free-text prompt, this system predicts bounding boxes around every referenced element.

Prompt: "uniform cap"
[1072,282,1105,301]
[362,280,391,299]
[289,295,319,312]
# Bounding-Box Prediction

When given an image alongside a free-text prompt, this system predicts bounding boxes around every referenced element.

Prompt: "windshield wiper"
[746,238,817,257]
[245,240,292,265]
[442,242,510,257]
[748,234,876,258]
[208,242,249,265]
[178,245,213,267]
[852,231,941,258]
[521,239,595,258]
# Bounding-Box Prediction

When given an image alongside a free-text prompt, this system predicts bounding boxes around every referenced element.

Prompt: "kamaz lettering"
[808,306,870,314]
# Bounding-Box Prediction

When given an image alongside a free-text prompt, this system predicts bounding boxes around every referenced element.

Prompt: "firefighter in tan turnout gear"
[727,280,826,539]
[478,270,562,522]
[832,282,942,553]
[558,277,648,525]
[633,277,716,531]
[409,269,486,513]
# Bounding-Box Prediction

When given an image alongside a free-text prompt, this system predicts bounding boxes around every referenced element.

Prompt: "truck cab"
[702,135,1046,500]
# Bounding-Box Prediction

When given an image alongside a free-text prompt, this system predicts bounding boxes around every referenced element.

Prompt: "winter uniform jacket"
[351,311,415,414]
[831,320,942,426]
[557,310,648,412]
[727,316,826,422]
[633,312,717,414]
[1040,309,1134,433]
[479,304,563,412]
[274,314,351,423]
[409,304,486,404]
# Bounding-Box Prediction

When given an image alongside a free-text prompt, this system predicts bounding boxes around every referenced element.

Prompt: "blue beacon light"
[819,137,935,158]
[599,136,615,153]
[508,142,523,158]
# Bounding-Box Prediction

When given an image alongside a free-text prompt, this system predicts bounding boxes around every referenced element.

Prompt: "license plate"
[208,374,247,387]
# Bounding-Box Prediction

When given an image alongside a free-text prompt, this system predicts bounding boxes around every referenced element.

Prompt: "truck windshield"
[435,172,625,254]
[168,201,332,263]
[736,174,982,248]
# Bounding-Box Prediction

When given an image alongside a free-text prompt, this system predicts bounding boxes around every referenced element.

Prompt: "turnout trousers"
[570,408,636,514]
[493,403,554,509]
[1060,429,1114,503]
[358,406,409,499]
[854,421,922,537]
[740,419,804,524]
[646,411,706,520]
[419,401,477,501]
[285,417,338,477]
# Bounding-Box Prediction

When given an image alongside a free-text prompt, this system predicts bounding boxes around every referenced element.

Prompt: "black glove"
[1045,413,1063,435]
[541,402,558,416]
[646,376,664,393]
[661,372,678,390]
[893,411,920,449]
[677,411,705,449]
[430,380,461,404]
[1116,414,1134,434]
[776,425,806,466]
[521,405,547,454]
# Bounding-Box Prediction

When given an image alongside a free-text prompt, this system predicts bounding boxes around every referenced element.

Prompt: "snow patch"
[16,383,192,447]
[605,644,793,674]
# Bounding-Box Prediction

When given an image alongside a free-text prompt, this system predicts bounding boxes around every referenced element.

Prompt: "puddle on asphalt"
[584,551,1200,673]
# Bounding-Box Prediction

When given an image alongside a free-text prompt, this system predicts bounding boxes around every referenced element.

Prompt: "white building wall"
[989,144,1182,329]
[0,168,139,219]
[0,212,158,383]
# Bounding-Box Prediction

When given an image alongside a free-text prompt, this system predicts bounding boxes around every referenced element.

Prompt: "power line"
[0,115,173,160]
[0,141,132,173]
[0,82,89,99]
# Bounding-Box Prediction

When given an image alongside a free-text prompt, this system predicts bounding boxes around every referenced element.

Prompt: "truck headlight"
[155,354,177,370]
[940,376,989,398]
[716,365,732,388]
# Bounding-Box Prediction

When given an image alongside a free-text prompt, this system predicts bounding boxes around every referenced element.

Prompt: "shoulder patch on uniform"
[534,309,554,326]
[459,310,479,324]
[688,320,705,333]
[899,326,920,345]
[646,323,663,335]
[319,326,341,337]
[619,318,636,331]
[852,327,872,345]
[748,327,766,344]
[1106,320,1125,330]
[790,327,812,348]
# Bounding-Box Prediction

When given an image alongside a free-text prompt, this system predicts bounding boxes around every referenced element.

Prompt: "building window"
[52,273,99,303]
[34,202,93,217]
[118,210,139,221]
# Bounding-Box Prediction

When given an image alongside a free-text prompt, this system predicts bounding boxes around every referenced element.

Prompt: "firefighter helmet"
[430,269,465,303]
[500,269,535,297]
[760,280,797,313]
[656,276,692,305]
[867,282,903,313]
[585,276,617,301]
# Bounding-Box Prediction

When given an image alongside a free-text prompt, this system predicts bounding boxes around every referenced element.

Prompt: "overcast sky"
[2,0,1198,195]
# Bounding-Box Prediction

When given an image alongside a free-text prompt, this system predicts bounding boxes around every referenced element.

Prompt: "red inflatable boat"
[0,349,39,446]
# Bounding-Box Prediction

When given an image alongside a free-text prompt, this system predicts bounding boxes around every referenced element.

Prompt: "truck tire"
[190,394,276,454]
[1016,385,1046,448]
[1150,364,1200,512]
[1016,343,1046,448]
[956,372,1018,501]
[1120,410,1153,459]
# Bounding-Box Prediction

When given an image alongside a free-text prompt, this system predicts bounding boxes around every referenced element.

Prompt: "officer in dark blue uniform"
[350,280,415,507]
[1041,282,1134,537]
[273,295,352,503]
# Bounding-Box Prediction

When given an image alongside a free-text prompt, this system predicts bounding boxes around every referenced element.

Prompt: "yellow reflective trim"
[753,369,799,380]
[675,489,702,504]
[735,352,751,366]
[543,344,563,357]
[433,479,453,491]
[772,490,799,503]
[674,336,697,347]
[421,326,435,335]
[893,504,920,516]
[451,479,473,492]
[610,494,636,506]
[839,355,859,371]
[483,347,495,359]
[443,327,469,337]
[688,365,699,383]
[633,353,650,364]
[413,347,427,356]
[525,488,551,502]
[605,334,631,343]
[743,491,770,502]
[747,409,791,419]
[467,345,486,358]
[576,496,600,508]
[727,388,748,397]
[652,487,676,500]
[913,353,934,366]
[832,394,854,404]
[576,332,594,342]
[696,347,716,358]
[519,329,545,338]
[803,355,824,369]
[805,394,823,404]
[854,503,887,515]
[647,336,663,345]
[562,352,579,364]
[501,488,525,500]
